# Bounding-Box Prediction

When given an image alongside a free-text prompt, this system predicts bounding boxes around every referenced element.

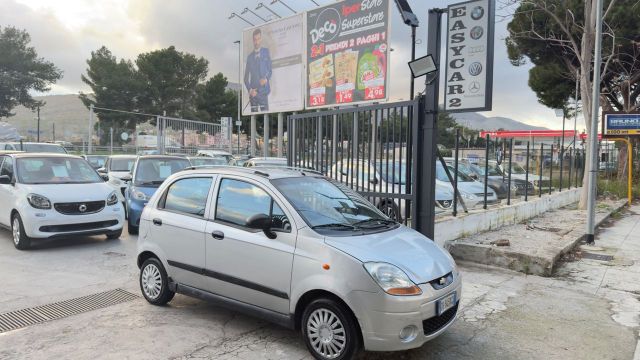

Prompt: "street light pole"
[586,0,605,245]
[234,40,242,155]
[36,105,41,142]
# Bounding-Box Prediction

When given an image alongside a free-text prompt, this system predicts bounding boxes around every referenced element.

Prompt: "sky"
[0,0,582,130]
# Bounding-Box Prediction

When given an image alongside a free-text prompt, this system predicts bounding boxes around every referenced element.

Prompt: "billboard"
[444,0,495,113]
[241,14,304,116]
[602,112,640,136]
[306,0,391,108]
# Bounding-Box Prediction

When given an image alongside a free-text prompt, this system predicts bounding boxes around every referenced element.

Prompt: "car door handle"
[152,218,162,226]
[211,230,224,240]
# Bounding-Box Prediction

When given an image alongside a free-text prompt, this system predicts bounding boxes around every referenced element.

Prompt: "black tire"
[127,220,139,235]
[139,258,175,305]
[11,213,31,250]
[301,298,360,360]
[106,229,122,240]
[379,201,402,222]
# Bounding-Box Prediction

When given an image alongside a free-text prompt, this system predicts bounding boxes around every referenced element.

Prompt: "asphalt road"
[0,212,638,360]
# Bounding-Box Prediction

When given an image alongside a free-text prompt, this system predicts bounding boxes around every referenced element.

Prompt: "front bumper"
[349,272,462,352]
[21,203,125,239]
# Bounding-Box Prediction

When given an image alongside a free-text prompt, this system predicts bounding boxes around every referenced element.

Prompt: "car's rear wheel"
[301,298,359,360]
[139,258,174,305]
[12,213,31,250]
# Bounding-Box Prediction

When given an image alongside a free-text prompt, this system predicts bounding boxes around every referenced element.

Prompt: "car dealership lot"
[1,219,637,360]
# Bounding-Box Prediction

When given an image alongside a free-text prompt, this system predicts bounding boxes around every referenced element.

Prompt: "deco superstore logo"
[310,7,341,44]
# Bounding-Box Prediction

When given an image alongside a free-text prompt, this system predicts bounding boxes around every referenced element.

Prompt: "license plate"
[437,292,456,316]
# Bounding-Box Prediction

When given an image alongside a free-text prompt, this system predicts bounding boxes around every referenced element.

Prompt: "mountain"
[451,112,548,131]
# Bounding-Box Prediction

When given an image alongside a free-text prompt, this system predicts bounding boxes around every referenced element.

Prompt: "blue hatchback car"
[125,155,191,234]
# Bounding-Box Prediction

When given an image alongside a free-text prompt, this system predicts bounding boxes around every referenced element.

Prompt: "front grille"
[54,201,105,215]
[40,220,118,233]
[423,302,458,336]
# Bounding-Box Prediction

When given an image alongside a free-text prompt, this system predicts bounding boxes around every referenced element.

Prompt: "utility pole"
[36,105,41,142]
[586,0,604,245]
[235,40,242,155]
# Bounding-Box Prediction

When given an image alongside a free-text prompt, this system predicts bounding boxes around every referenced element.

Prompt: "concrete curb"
[447,199,629,277]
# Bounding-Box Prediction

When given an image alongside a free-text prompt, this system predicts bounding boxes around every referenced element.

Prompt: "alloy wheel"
[306,308,346,359]
[141,263,162,300]
[12,217,20,246]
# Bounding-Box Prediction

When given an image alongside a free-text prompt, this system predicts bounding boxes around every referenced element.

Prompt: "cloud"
[1,0,568,129]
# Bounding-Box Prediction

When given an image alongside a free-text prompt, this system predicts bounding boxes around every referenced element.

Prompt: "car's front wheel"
[139,258,174,305]
[106,229,122,240]
[12,213,31,250]
[301,298,360,360]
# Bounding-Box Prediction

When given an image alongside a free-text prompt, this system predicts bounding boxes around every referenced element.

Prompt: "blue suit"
[244,47,272,112]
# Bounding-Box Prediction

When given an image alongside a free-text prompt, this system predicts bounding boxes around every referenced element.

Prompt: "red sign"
[310,94,326,106]
[336,90,353,104]
[364,86,385,100]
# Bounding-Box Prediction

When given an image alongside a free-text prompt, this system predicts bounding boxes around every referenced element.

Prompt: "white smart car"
[0,153,125,249]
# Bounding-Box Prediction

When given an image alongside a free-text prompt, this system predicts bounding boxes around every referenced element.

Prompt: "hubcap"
[141,264,162,299]
[12,218,20,245]
[307,308,346,359]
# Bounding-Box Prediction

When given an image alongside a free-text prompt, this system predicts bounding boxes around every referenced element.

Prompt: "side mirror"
[97,167,107,174]
[100,174,109,181]
[246,213,276,239]
[369,178,379,185]
[0,175,11,185]
[121,174,133,182]
[470,173,478,180]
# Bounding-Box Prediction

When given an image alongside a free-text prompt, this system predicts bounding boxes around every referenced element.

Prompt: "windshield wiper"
[311,223,359,231]
[352,218,397,228]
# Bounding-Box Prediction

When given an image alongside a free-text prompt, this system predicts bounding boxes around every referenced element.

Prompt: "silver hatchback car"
[136,167,461,359]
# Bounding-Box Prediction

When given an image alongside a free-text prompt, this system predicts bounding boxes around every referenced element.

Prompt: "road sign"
[444,0,495,113]
[602,112,640,137]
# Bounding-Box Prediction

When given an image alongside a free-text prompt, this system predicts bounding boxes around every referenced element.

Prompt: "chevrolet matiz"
[136,166,461,359]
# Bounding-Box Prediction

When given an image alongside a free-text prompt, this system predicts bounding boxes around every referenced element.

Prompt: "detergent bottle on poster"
[356,44,386,90]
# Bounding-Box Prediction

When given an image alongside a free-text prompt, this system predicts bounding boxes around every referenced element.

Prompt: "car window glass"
[271,201,291,232]
[0,157,9,177]
[162,177,212,217]
[16,157,101,184]
[215,179,271,227]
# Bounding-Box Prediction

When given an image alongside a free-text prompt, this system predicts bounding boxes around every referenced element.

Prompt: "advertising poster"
[603,112,640,136]
[444,0,495,113]
[242,14,304,116]
[306,0,390,108]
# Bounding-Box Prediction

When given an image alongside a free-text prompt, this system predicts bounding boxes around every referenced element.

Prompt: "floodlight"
[408,54,437,78]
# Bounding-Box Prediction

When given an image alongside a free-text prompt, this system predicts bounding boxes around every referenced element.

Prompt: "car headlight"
[106,191,118,206]
[27,193,51,209]
[461,191,475,200]
[364,262,422,296]
[131,188,149,201]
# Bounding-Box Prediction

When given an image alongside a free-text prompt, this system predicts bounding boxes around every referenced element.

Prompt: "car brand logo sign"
[78,204,87,213]
[470,26,484,40]
[469,81,481,93]
[439,277,447,285]
[471,6,485,20]
[468,62,483,76]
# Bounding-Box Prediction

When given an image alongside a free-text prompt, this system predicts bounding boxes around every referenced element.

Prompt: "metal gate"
[288,100,420,227]
[157,116,225,155]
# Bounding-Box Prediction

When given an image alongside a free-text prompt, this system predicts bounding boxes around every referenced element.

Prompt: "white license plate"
[437,292,456,316]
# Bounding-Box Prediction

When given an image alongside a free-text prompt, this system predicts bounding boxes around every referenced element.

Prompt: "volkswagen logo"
[78,204,87,213]
[469,62,483,76]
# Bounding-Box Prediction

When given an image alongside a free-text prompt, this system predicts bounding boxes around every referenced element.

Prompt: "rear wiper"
[352,218,397,228]
[311,223,359,231]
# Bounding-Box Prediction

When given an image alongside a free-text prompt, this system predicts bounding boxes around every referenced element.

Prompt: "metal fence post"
[539,143,544,197]
[277,113,283,158]
[525,141,530,202]
[507,138,513,205]
[549,144,554,194]
[453,129,460,217]
[484,134,489,209]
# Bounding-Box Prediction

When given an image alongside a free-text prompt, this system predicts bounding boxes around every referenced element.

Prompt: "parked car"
[123,155,191,235]
[98,155,138,203]
[436,162,498,208]
[188,156,228,167]
[136,167,461,359]
[243,157,288,168]
[444,159,511,199]
[330,159,455,221]
[82,155,108,170]
[498,161,550,191]
[0,153,124,249]
[0,142,67,154]
[196,149,234,164]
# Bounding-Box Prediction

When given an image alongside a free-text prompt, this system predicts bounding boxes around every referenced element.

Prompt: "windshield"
[19,144,67,154]
[133,158,190,185]
[509,163,527,174]
[436,163,475,182]
[86,156,107,168]
[17,157,102,184]
[477,162,504,176]
[190,157,227,166]
[272,177,390,232]
[376,162,406,185]
[110,157,136,172]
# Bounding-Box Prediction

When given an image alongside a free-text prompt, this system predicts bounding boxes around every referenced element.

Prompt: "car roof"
[108,154,137,158]
[137,155,191,160]
[9,142,62,146]
[8,152,81,159]
[250,157,287,162]
[180,165,322,180]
